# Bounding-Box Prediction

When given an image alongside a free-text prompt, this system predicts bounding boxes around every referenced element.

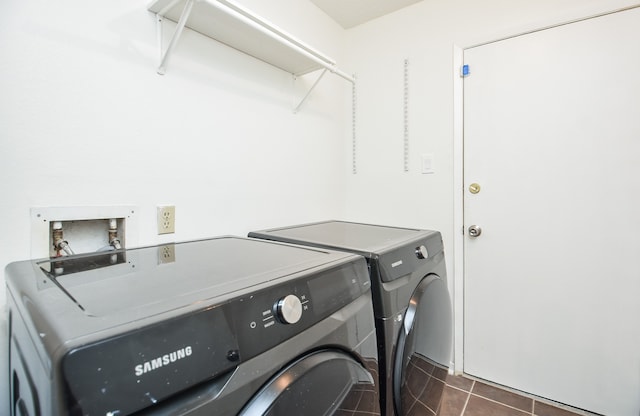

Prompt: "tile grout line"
[424,371,442,415]
[530,398,535,415]
[409,364,442,415]
[444,382,473,394]
[459,375,593,416]
[459,380,475,416]
[444,374,590,416]
[403,378,420,416]
[466,391,532,415]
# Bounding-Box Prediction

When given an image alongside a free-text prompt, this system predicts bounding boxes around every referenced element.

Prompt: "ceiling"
[309,0,424,29]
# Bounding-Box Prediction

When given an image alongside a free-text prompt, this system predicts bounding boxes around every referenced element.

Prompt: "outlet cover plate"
[157,206,175,234]
[158,243,176,264]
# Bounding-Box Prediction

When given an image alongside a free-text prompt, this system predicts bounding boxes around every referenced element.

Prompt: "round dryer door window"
[239,350,380,416]
[393,274,452,415]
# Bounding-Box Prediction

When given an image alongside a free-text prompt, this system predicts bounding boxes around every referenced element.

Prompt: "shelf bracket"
[293,69,328,113]
[149,0,356,113]
[156,0,196,75]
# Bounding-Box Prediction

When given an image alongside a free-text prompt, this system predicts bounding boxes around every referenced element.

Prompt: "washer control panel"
[231,258,369,360]
[415,245,429,259]
[257,290,310,330]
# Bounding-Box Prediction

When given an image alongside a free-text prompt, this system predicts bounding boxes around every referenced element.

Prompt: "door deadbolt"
[468,225,482,237]
[469,183,481,194]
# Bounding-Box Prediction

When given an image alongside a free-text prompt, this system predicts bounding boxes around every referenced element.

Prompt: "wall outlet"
[157,206,175,234]
[158,244,176,264]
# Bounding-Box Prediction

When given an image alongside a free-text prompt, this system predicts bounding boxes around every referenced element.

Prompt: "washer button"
[227,350,240,362]
[416,245,429,259]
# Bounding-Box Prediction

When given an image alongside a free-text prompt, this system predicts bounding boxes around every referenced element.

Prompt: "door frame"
[450,3,640,375]
[452,43,464,375]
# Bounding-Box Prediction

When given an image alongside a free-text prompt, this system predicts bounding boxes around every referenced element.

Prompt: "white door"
[463,8,640,416]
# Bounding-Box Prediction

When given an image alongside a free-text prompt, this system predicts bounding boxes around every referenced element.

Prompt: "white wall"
[342,0,640,373]
[343,0,640,248]
[3,0,640,414]
[0,1,348,413]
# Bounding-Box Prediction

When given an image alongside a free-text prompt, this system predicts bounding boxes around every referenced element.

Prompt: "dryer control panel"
[377,232,443,283]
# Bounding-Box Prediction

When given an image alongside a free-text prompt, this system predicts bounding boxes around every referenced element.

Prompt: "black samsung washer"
[6,236,381,416]
[249,220,453,416]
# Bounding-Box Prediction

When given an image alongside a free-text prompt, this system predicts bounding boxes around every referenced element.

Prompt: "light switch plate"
[421,153,435,174]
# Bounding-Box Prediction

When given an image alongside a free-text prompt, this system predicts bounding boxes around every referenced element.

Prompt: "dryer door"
[239,350,380,416]
[393,274,452,415]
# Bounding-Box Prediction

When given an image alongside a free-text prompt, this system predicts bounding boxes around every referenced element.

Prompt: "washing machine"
[6,236,381,416]
[249,221,453,416]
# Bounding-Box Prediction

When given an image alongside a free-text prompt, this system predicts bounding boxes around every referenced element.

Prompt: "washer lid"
[9,237,358,327]
[249,220,439,257]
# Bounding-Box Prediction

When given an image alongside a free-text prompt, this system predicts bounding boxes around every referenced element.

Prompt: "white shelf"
[148,0,354,83]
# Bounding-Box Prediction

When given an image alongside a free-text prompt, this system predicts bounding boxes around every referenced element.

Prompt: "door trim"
[452,43,464,375]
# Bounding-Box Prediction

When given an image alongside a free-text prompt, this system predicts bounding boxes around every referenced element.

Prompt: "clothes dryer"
[7,236,380,416]
[249,221,453,416]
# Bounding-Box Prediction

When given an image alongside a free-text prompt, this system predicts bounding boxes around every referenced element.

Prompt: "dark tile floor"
[337,353,597,416]
[403,355,596,416]
[337,358,382,415]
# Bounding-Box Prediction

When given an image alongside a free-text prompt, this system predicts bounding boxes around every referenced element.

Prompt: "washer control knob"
[415,245,429,259]
[275,294,303,324]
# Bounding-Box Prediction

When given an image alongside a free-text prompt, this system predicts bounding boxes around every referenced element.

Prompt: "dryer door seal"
[393,274,452,415]
[239,349,379,416]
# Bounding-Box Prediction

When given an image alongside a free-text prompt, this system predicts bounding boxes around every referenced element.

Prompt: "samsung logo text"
[135,346,193,376]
